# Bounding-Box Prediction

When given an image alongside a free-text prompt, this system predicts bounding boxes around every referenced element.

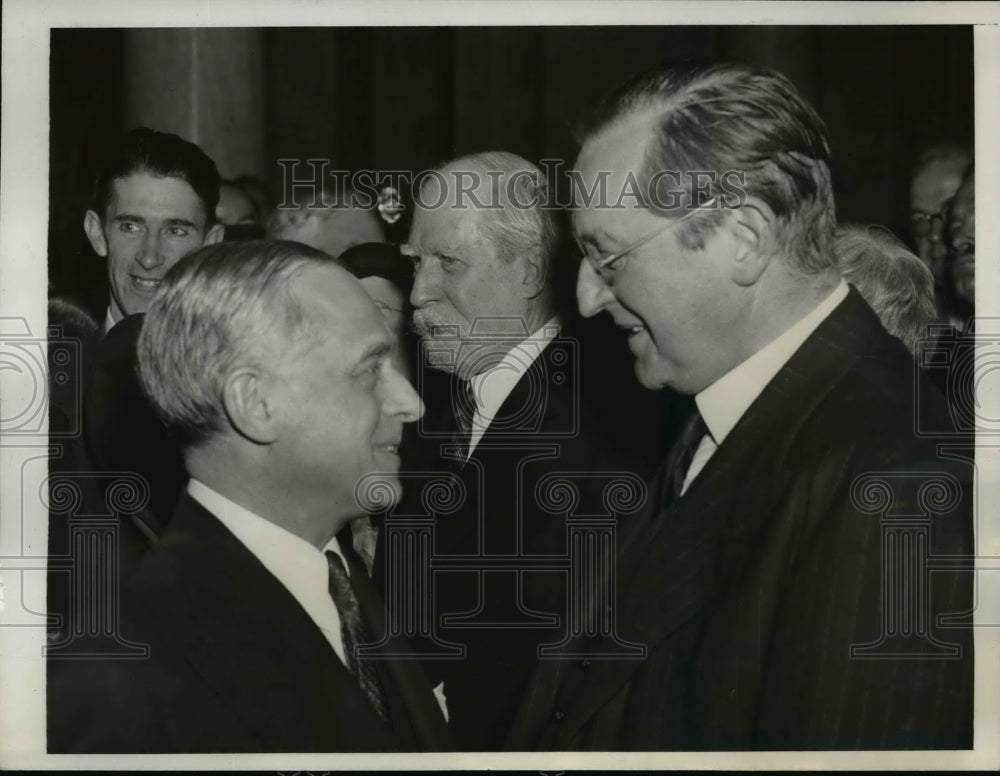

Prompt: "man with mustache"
[398,152,642,750]
[505,63,973,751]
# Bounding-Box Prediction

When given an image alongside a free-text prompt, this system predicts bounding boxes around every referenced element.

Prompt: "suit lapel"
[548,289,881,740]
[163,497,400,751]
[438,353,563,554]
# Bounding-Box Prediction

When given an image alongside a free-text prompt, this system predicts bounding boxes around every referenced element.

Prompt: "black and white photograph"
[1,0,998,770]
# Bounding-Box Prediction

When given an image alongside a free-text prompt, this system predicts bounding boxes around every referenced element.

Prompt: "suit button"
[552,709,566,722]
[579,659,591,670]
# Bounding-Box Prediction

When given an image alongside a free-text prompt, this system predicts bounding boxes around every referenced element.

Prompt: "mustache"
[410,312,432,336]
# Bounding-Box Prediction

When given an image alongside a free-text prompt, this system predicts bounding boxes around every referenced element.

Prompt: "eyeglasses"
[577,197,718,283]
[910,210,946,239]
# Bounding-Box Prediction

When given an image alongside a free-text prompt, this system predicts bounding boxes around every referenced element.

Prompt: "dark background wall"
[49,25,973,309]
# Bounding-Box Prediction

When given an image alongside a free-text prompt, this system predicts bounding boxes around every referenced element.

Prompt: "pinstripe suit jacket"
[504,289,974,750]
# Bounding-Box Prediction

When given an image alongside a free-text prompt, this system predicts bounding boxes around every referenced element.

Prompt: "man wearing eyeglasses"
[909,144,972,285]
[505,63,973,751]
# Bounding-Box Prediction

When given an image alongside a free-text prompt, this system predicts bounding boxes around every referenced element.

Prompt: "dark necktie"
[450,378,477,461]
[325,550,390,723]
[663,408,709,505]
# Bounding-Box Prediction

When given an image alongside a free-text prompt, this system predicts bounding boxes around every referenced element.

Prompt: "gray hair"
[425,151,561,275]
[835,225,938,354]
[137,239,338,447]
[577,63,836,272]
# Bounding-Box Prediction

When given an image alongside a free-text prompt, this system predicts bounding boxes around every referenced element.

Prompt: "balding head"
[267,181,386,260]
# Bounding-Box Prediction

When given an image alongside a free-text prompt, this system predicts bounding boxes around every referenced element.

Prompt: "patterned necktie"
[450,378,477,461]
[664,409,709,505]
[325,550,390,723]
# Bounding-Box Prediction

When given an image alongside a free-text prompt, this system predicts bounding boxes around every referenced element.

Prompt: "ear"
[520,249,547,299]
[204,222,226,246]
[728,198,775,287]
[84,210,108,257]
[221,366,279,444]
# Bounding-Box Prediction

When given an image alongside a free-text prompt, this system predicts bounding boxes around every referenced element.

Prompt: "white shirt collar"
[466,317,561,455]
[695,280,848,447]
[103,307,117,335]
[186,478,349,664]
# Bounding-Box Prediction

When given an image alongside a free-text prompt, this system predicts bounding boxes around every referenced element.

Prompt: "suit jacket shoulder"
[506,289,974,751]
[48,494,451,753]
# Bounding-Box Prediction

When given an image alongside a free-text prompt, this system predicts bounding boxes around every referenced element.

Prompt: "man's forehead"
[574,115,654,208]
[910,161,966,209]
[108,172,207,219]
[293,263,384,327]
[952,174,975,212]
[410,200,485,246]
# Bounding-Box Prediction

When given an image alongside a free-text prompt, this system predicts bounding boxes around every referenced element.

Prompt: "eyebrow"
[576,229,618,252]
[110,214,199,228]
[407,239,464,257]
[355,339,393,365]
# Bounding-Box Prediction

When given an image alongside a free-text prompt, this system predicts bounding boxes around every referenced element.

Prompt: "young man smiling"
[83,127,225,332]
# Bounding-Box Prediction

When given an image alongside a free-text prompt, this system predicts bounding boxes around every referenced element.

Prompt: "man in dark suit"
[504,63,974,750]
[392,152,651,750]
[79,127,226,517]
[48,240,452,753]
[48,129,226,643]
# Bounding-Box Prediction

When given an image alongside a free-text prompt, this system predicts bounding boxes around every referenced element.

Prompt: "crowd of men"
[46,62,975,753]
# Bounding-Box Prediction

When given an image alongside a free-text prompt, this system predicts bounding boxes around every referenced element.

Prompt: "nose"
[409,257,438,310]
[382,362,425,423]
[136,230,164,270]
[928,214,946,244]
[576,259,615,318]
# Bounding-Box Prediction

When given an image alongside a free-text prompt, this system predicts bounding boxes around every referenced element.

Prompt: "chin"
[633,356,673,392]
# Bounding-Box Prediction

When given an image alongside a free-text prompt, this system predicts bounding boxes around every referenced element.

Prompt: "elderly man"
[397,152,642,750]
[506,63,973,750]
[48,240,451,753]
